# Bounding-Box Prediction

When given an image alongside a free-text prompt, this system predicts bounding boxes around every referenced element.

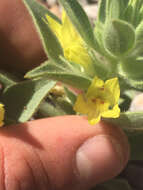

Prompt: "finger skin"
[0,116,129,190]
[0,0,46,72]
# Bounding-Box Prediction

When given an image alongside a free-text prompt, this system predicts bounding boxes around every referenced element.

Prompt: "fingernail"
[76,135,125,184]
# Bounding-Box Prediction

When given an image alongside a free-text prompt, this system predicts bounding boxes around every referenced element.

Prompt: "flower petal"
[45,14,62,40]
[104,77,120,105]
[64,43,94,75]
[88,115,101,125]
[73,94,88,114]
[101,104,120,118]
[87,99,108,124]
[86,77,104,97]
[61,11,81,48]
[0,104,5,127]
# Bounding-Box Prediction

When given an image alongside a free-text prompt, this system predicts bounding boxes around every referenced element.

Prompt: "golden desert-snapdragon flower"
[0,104,5,127]
[45,11,95,76]
[74,77,120,125]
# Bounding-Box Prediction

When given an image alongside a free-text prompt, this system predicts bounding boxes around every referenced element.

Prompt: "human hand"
[0,1,129,190]
[0,116,129,190]
[0,0,47,72]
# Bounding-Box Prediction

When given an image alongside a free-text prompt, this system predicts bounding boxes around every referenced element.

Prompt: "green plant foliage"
[106,0,124,19]
[125,0,143,27]
[0,71,18,88]
[25,60,92,90]
[133,20,143,56]
[23,0,143,126]
[104,19,135,57]
[1,79,56,124]
[23,0,64,63]
[38,97,75,118]
[94,179,132,190]
[105,111,143,133]
[125,77,143,91]
[88,48,111,79]
[59,0,100,51]
[97,0,130,23]
[97,0,106,23]
[104,111,143,159]
[64,87,77,105]
[120,58,143,80]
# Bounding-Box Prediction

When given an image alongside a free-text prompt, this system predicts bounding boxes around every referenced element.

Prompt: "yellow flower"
[74,77,120,125]
[0,104,5,127]
[45,11,95,76]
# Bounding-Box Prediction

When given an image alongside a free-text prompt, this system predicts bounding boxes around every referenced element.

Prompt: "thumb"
[0,116,129,190]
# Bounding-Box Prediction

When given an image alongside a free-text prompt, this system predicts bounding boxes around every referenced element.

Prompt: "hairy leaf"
[2,78,56,123]
[104,111,143,159]
[132,20,143,56]
[25,60,91,90]
[105,111,143,134]
[120,57,143,80]
[23,0,63,63]
[38,97,75,118]
[0,71,18,88]
[97,0,106,23]
[104,19,135,57]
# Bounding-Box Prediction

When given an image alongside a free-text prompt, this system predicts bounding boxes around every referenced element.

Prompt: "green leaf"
[94,21,104,48]
[139,6,143,25]
[125,78,143,91]
[136,20,143,44]
[88,48,111,80]
[104,19,135,57]
[120,57,143,80]
[95,179,132,190]
[23,0,63,63]
[38,101,64,117]
[25,59,85,78]
[64,87,76,105]
[98,0,129,23]
[58,0,100,51]
[25,60,92,90]
[0,70,18,88]
[38,97,75,118]
[2,78,56,124]
[25,61,65,77]
[28,72,91,90]
[118,63,143,91]
[53,97,75,115]
[97,0,106,23]
[104,111,143,160]
[119,0,130,18]
[106,0,124,20]
[132,20,143,56]
[24,0,61,22]
[104,111,143,134]
[123,4,133,23]
[124,89,138,100]
[45,73,91,90]
[128,0,143,27]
